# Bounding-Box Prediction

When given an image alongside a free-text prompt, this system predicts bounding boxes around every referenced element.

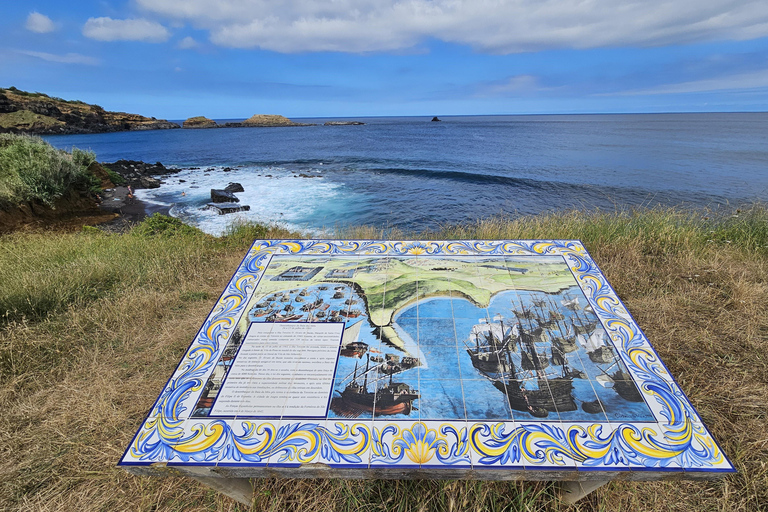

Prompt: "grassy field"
[1,207,767,511]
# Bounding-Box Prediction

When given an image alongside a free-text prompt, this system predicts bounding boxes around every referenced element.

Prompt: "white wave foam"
[135,165,348,236]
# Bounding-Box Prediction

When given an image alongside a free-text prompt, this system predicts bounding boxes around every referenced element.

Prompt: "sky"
[1,0,768,119]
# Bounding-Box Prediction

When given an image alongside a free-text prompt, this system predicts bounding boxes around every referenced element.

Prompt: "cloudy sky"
[2,0,768,118]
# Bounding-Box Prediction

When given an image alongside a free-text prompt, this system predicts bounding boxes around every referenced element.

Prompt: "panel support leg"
[190,475,254,506]
[559,480,609,504]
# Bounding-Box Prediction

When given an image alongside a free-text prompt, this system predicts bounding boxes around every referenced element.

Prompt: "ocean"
[44,113,768,235]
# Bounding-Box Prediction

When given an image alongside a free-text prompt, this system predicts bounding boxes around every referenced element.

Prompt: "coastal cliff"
[0,87,180,135]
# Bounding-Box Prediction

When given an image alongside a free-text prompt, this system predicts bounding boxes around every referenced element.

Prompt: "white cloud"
[25,12,55,33]
[605,69,768,96]
[17,50,100,65]
[135,0,768,53]
[176,36,199,49]
[82,17,170,42]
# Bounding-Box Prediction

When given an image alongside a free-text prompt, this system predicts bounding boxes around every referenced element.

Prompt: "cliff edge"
[0,87,180,135]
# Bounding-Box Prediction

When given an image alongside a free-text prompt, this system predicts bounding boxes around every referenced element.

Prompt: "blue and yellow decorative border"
[120,240,734,475]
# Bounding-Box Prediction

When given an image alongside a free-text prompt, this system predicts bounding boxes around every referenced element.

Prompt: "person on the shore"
[127,185,134,201]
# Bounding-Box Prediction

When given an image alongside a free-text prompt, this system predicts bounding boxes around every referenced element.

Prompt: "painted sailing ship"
[464,310,578,417]
[334,354,419,417]
[495,319,577,418]
[463,316,515,373]
[577,328,615,364]
[339,320,368,358]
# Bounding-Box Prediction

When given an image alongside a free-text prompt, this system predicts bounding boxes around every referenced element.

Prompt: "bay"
[44,113,768,234]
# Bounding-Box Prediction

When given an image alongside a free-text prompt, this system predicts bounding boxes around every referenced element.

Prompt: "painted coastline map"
[121,240,733,477]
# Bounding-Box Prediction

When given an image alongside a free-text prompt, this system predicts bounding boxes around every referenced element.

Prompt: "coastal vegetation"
[1,206,766,511]
[0,87,179,134]
[0,133,98,207]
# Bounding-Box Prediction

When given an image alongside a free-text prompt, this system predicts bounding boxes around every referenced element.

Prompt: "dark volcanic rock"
[205,202,250,215]
[102,159,179,189]
[211,189,240,203]
[224,182,244,193]
[431,116,441,122]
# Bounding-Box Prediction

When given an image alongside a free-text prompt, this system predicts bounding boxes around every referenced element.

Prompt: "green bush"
[131,213,206,238]
[0,134,98,207]
[71,147,96,168]
[102,165,126,185]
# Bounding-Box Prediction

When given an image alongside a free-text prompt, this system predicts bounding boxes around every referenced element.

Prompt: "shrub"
[71,147,96,168]
[0,134,98,207]
[131,213,206,238]
[102,165,126,185]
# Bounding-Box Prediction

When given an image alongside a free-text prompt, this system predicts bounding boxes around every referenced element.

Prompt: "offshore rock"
[211,189,240,203]
[224,182,245,193]
[223,114,315,128]
[183,116,218,128]
[205,202,250,215]
[431,117,441,122]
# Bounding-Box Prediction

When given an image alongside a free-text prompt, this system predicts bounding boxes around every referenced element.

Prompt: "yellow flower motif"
[394,422,441,464]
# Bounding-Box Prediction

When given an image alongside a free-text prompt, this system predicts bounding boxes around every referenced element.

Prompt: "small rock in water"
[205,202,250,215]
[211,189,240,203]
[224,182,244,193]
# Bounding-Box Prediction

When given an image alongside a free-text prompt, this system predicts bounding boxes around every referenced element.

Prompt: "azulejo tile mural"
[120,240,734,477]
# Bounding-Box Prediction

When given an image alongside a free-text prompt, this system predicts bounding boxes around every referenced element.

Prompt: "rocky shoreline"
[93,160,180,231]
[101,160,180,189]
[0,87,179,135]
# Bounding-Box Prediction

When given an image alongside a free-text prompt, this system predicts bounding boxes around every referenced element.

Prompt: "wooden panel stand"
[559,480,609,504]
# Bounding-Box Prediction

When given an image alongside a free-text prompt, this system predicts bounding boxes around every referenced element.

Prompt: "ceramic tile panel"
[120,239,734,479]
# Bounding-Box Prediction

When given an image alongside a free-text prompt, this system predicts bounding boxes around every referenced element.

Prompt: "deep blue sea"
[44,113,768,234]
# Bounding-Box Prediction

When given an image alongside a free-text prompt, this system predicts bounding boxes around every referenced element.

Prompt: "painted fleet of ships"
[464,294,642,417]
[248,282,643,419]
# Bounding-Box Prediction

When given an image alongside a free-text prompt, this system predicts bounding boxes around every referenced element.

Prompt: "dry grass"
[1,206,766,511]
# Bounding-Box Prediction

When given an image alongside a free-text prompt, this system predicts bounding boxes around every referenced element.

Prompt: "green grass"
[0,207,767,511]
[0,133,99,207]
[0,110,63,129]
